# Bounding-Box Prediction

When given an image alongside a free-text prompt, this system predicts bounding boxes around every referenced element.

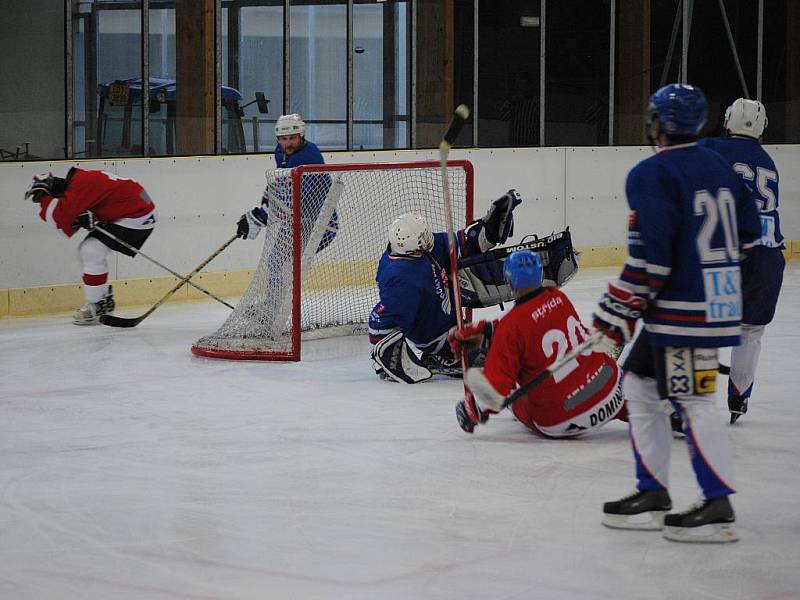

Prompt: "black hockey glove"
[455,392,490,434]
[25,173,59,203]
[236,207,268,240]
[72,211,97,230]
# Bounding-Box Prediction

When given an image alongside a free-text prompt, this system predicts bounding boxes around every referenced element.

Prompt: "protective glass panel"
[686,0,758,137]
[762,0,800,143]
[230,4,284,153]
[478,2,540,147]
[353,1,410,150]
[0,1,65,161]
[148,7,176,156]
[290,2,347,150]
[545,0,611,146]
[76,3,143,158]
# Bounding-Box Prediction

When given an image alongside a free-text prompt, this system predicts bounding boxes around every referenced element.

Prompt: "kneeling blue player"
[368,191,579,384]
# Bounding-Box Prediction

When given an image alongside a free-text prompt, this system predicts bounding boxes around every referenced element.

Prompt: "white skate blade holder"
[663,522,739,543]
[602,510,668,531]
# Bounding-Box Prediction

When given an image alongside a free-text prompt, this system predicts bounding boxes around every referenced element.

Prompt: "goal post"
[191,159,474,361]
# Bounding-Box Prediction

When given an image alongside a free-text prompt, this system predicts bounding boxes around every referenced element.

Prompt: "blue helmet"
[503,250,543,291]
[647,83,707,137]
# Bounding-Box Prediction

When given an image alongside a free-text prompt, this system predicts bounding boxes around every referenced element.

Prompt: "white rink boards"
[1,266,799,600]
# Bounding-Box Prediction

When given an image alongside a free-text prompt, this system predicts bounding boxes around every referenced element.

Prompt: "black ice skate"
[728,394,748,425]
[422,354,462,378]
[602,489,672,530]
[663,496,738,543]
[669,411,685,438]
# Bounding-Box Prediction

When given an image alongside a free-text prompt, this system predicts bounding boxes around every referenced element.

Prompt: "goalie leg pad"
[372,330,432,384]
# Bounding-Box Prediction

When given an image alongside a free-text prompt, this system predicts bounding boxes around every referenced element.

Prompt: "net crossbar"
[191,160,473,360]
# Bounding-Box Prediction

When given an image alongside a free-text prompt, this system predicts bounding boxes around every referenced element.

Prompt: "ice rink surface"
[2,267,799,600]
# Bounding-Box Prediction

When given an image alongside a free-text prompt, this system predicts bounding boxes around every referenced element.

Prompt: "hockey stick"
[439,104,472,384]
[481,229,571,260]
[100,234,238,328]
[500,330,604,410]
[91,223,235,310]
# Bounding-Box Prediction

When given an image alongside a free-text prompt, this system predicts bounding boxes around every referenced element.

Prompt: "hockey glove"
[483,189,522,245]
[592,282,647,348]
[236,207,267,240]
[447,320,494,360]
[24,173,55,202]
[455,392,491,434]
[72,211,97,231]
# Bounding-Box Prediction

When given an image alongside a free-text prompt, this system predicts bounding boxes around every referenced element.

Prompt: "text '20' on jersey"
[622,143,761,348]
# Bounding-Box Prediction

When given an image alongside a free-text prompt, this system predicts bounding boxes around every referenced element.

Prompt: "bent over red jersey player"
[449,250,625,436]
[25,168,157,325]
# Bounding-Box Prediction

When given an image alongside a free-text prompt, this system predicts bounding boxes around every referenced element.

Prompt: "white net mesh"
[192,161,471,360]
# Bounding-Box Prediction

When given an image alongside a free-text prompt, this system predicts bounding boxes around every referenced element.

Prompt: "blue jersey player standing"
[369,191,522,384]
[593,84,761,543]
[236,113,332,243]
[698,98,785,424]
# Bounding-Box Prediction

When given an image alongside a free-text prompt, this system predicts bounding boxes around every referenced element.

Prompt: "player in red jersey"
[25,168,157,325]
[449,250,624,436]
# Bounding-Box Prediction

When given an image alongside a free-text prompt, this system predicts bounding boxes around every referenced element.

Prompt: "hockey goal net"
[191,160,474,361]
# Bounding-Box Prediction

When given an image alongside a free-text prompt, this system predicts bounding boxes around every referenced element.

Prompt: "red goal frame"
[191,159,474,361]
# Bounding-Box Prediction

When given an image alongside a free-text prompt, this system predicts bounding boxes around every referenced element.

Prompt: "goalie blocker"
[458,228,579,308]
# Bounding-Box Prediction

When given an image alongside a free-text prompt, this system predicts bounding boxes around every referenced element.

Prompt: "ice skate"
[422,354,463,378]
[663,496,738,543]
[72,286,115,325]
[728,394,748,425]
[670,411,686,438]
[602,488,672,530]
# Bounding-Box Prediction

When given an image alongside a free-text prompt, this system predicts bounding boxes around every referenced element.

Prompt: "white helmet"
[388,213,433,255]
[724,98,767,139]
[275,113,306,137]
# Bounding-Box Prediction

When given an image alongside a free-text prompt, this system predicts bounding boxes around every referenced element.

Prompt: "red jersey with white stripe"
[38,169,156,238]
[483,286,622,437]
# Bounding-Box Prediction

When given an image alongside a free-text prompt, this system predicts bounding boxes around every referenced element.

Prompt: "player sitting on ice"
[25,168,157,325]
[369,190,523,382]
[449,250,625,436]
[369,189,578,383]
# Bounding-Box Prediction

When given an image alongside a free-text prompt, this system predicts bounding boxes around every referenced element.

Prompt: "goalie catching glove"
[465,189,522,252]
[592,282,647,355]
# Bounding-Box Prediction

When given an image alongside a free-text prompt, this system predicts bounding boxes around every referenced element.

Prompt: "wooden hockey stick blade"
[500,330,604,410]
[91,224,235,310]
[99,234,238,328]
